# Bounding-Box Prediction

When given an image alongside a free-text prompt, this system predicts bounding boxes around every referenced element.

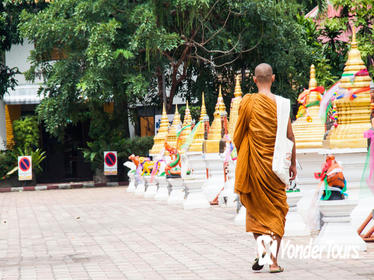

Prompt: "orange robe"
[234,93,289,237]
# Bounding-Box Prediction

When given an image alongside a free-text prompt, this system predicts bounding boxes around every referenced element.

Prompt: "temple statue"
[166,105,182,149]
[179,101,192,148]
[188,93,208,152]
[292,65,325,149]
[203,85,227,153]
[325,27,372,149]
[149,104,169,155]
[228,75,243,140]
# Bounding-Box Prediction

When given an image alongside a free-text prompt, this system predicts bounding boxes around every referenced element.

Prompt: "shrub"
[0,150,16,178]
[13,116,39,151]
[119,136,154,160]
[82,136,154,171]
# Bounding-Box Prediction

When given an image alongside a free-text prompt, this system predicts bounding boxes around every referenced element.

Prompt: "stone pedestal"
[135,177,146,196]
[154,176,169,201]
[284,191,310,236]
[183,178,210,210]
[144,177,158,198]
[320,149,367,200]
[186,152,206,179]
[315,200,367,252]
[203,153,225,202]
[296,149,323,190]
[218,162,237,207]
[127,172,137,192]
[234,205,246,226]
[297,148,367,228]
[167,177,185,205]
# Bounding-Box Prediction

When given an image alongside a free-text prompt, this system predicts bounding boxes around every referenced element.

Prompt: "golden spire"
[183,101,192,126]
[166,104,181,148]
[179,101,192,148]
[306,64,319,104]
[351,26,357,47]
[218,85,226,114]
[292,65,324,149]
[228,74,243,139]
[203,89,224,153]
[234,74,243,98]
[149,103,170,155]
[189,92,208,152]
[324,27,373,149]
[339,25,369,89]
[309,64,317,89]
[199,92,208,122]
[208,90,223,141]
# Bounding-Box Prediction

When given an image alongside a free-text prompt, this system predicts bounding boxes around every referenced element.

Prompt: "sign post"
[18,156,32,181]
[104,151,117,176]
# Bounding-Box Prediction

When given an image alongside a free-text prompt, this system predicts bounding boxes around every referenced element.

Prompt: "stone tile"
[0,187,372,280]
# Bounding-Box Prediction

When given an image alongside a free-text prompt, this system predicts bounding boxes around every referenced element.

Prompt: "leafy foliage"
[1,116,47,176]
[82,136,154,171]
[13,116,39,151]
[179,105,201,123]
[0,0,47,97]
[327,0,374,76]
[19,0,333,127]
[0,150,15,178]
[19,0,143,139]
[15,147,46,174]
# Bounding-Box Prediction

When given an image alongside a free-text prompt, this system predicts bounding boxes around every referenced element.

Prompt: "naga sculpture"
[164,141,181,177]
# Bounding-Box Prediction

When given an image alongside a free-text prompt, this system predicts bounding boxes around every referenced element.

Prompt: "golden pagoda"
[203,85,226,153]
[149,104,169,155]
[292,65,325,149]
[179,101,192,148]
[188,93,208,152]
[325,27,372,148]
[228,75,243,139]
[166,104,182,148]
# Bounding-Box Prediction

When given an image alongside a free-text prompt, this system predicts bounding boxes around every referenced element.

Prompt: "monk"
[233,63,296,273]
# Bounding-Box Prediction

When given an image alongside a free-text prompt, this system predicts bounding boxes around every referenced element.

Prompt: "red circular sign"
[105,152,116,167]
[19,157,31,172]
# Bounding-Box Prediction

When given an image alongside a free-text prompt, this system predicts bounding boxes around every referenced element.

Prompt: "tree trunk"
[122,93,130,138]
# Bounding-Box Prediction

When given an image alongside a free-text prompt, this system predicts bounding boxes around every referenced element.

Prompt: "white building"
[0,41,43,150]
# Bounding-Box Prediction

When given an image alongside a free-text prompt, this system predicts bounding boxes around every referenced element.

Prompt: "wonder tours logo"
[257,236,360,265]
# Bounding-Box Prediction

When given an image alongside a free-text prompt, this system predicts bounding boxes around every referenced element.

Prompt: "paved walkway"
[0,187,373,280]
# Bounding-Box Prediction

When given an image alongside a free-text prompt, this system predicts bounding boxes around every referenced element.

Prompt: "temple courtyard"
[0,186,372,280]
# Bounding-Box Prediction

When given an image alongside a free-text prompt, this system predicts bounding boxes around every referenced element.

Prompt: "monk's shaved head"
[254,63,273,84]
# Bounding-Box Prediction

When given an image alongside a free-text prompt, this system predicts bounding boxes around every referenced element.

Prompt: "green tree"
[0,0,47,96]
[20,0,332,135]
[328,0,374,75]
[19,0,145,142]
[130,0,329,116]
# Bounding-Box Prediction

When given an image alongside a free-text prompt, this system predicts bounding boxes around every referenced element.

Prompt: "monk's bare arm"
[233,97,249,152]
[287,117,297,180]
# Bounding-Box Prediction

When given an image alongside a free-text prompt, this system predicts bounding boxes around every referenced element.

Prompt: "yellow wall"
[5,105,21,149]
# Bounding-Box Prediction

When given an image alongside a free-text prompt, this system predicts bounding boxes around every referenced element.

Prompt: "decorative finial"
[352,25,357,46]
[234,74,243,98]
[217,85,226,113]
[162,103,167,115]
[171,104,181,125]
[183,101,192,126]
[199,92,207,122]
[309,64,317,89]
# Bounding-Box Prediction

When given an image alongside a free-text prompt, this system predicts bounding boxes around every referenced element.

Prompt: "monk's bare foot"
[269,264,284,273]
